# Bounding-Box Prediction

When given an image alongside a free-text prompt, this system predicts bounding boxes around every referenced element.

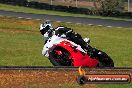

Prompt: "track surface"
[0,10,132,28]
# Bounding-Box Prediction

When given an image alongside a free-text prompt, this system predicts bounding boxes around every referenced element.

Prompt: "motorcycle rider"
[40,21,92,57]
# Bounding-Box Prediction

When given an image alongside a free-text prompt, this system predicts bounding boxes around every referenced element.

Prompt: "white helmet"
[40,21,52,35]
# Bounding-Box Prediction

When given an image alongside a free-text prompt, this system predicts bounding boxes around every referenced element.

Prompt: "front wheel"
[48,46,73,66]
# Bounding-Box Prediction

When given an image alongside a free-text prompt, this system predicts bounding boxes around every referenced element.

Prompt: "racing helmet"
[40,21,52,35]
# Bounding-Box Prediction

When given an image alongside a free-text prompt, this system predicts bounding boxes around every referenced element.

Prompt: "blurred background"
[28,0,132,12]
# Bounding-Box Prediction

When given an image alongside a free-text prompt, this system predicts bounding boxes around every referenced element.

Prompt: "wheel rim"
[50,46,73,66]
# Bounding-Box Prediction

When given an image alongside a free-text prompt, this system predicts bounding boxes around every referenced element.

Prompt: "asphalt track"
[0,10,132,28]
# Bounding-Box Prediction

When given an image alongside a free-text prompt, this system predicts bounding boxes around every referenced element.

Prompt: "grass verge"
[0,3,132,21]
[0,16,132,66]
[0,16,52,66]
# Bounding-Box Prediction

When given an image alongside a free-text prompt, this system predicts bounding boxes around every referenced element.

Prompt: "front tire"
[48,46,73,66]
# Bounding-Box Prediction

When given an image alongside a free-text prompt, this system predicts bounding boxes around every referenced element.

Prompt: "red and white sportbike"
[42,35,114,67]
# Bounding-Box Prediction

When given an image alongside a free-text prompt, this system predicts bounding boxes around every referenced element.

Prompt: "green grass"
[0,16,132,67]
[0,4,132,21]
[0,32,52,66]
[0,17,52,66]
[0,17,132,88]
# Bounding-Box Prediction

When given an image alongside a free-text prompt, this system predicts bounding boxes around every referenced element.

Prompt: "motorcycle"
[45,34,114,67]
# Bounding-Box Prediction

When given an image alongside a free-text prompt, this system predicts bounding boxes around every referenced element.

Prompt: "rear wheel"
[92,48,114,67]
[48,46,73,66]
[101,52,114,67]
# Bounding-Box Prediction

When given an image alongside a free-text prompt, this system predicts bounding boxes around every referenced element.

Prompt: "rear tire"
[92,48,114,67]
[99,52,114,67]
